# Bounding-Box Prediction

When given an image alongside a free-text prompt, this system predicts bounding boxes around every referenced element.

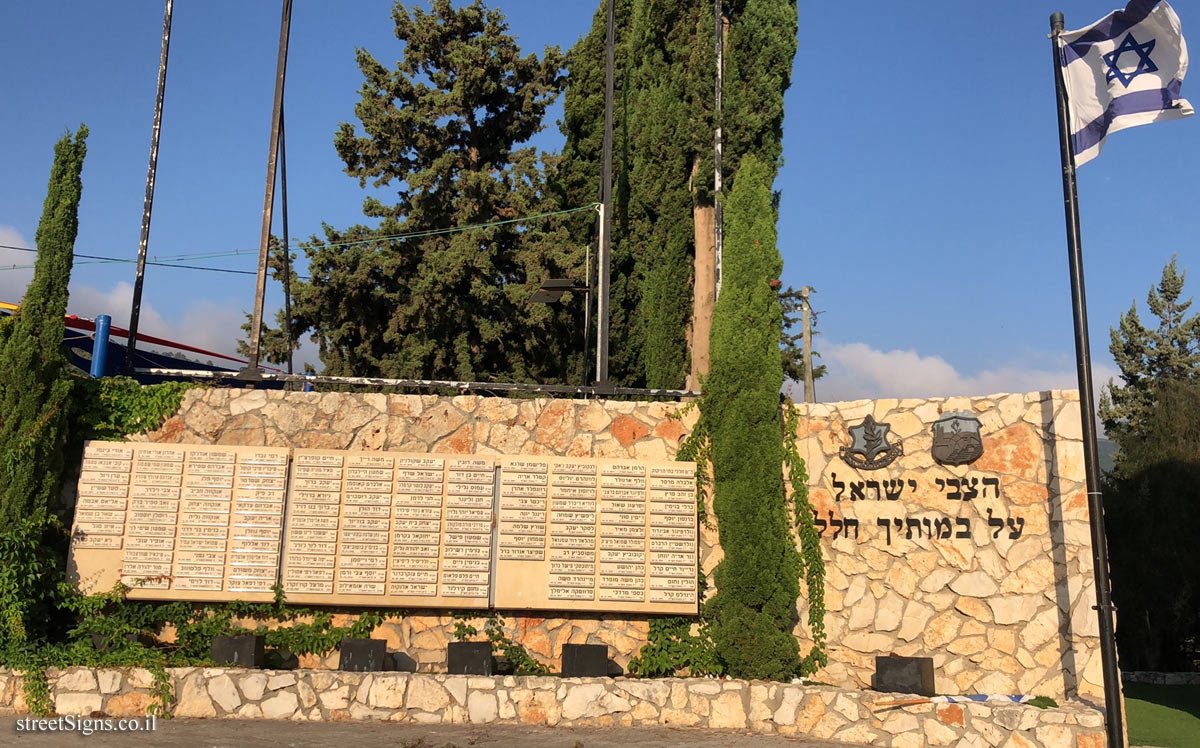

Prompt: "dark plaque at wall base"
[561,643,608,678]
[339,638,387,672]
[211,634,265,668]
[873,655,935,696]
[448,641,493,675]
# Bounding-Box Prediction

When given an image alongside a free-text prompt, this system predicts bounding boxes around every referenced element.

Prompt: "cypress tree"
[624,0,712,388]
[556,0,641,385]
[559,0,797,388]
[703,155,800,679]
[0,126,89,524]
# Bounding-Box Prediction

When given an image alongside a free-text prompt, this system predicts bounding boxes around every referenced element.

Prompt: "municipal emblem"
[931,411,984,466]
[839,415,902,470]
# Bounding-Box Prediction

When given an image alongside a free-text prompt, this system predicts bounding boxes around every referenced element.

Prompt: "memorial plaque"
[280,449,490,609]
[493,456,696,614]
[72,443,693,614]
[69,443,289,602]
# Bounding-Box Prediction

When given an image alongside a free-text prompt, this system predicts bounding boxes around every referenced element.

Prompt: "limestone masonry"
[0,667,1106,748]
[121,388,1104,708]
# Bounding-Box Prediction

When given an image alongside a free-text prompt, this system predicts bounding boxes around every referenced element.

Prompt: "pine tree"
[703,155,801,679]
[293,1,578,382]
[779,285,825,385]
[1099,256,1200,473]
[0,126,88,524]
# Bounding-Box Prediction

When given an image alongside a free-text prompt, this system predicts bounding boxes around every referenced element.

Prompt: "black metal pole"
[280,107,293,376]
[1049,13,1125,748]
[125,0,173,372]
[595,0,615,386]
[242,0,292,379]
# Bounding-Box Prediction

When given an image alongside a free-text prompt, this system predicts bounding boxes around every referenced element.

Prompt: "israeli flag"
[1059,0,1193,166]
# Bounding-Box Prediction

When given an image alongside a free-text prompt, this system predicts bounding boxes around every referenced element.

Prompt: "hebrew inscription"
[70,442,698,614]
[70,443,290,602]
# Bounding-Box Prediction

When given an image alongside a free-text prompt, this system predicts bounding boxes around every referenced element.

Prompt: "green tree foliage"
[624,0,713,388]
[702,155,800,679]
[1105,380,1200,670]
[1100,257,1200,474]
[779,285,825,385]
[293,1,582,382]
[0,126,88,524]
[1097,258,1200,670]
[723,0,798,182]
[559,0,797,388]
[556,0,638,384]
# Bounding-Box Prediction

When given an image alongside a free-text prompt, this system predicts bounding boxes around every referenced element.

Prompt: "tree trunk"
[689,202,715,391]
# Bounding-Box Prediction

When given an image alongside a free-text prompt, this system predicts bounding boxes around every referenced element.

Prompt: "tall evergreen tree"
[558,0,797,388]
[0,126,88,524]
[703,155,801,679]
[1099,256,1200,473]
[556,0,638,384]
[292,0,578,382]
[1104,379,1200,670]
[624,0,713,388]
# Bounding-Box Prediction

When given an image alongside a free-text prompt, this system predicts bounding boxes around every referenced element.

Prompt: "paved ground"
[0,717,865,747]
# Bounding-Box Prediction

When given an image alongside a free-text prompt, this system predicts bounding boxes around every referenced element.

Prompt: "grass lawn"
[1125,683,1200,748]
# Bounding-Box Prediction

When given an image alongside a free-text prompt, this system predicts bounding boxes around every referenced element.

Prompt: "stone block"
[339,638,387,672]
[874,655,935,696]
[448,642,493,675]
[561,644,608,678]
[211,635,264,668]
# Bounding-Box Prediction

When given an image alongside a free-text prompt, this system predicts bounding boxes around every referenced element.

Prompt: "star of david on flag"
[1058,0,1193,165]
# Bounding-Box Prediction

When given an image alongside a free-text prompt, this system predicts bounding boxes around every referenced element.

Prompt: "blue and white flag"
[1059,0,1193,166]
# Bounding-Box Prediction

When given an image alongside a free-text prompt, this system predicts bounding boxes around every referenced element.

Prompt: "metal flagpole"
[125,0,174,372]
[242,0,293,379]
[1049,13,1124,748]
[595,0,615,387]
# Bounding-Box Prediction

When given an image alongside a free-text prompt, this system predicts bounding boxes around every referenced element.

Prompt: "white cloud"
[0,225,322,373]
[0,225,35,305]
[800,340,1120,403]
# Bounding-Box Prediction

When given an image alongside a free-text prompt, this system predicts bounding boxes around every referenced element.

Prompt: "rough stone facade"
[790,391,1106,706]
[0,667,1107,747]
[127,388,1106,707]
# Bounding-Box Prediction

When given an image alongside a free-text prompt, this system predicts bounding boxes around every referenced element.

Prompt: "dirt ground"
[0,717,868,747]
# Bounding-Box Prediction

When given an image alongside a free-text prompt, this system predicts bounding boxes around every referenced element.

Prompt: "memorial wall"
[97,388,1103,705]
[70,444,700,616]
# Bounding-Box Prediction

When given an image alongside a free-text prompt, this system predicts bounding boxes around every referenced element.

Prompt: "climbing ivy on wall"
[784,401,827,674]
[629,157,827,680]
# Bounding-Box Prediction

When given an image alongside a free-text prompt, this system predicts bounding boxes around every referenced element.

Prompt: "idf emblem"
[839,415,903,470]
[931,411,984,466]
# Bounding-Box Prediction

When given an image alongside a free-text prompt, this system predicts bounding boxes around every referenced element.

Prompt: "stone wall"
[790,391,1107,706]
[0,667,1107,747]
[125,388,1106,705]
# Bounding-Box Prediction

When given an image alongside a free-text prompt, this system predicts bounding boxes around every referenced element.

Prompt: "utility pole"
[800,286,814,403]
[243,0,293,379]
[125,0,173,372]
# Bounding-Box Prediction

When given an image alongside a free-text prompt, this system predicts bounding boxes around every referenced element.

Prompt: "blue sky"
[1,0,1197,401]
